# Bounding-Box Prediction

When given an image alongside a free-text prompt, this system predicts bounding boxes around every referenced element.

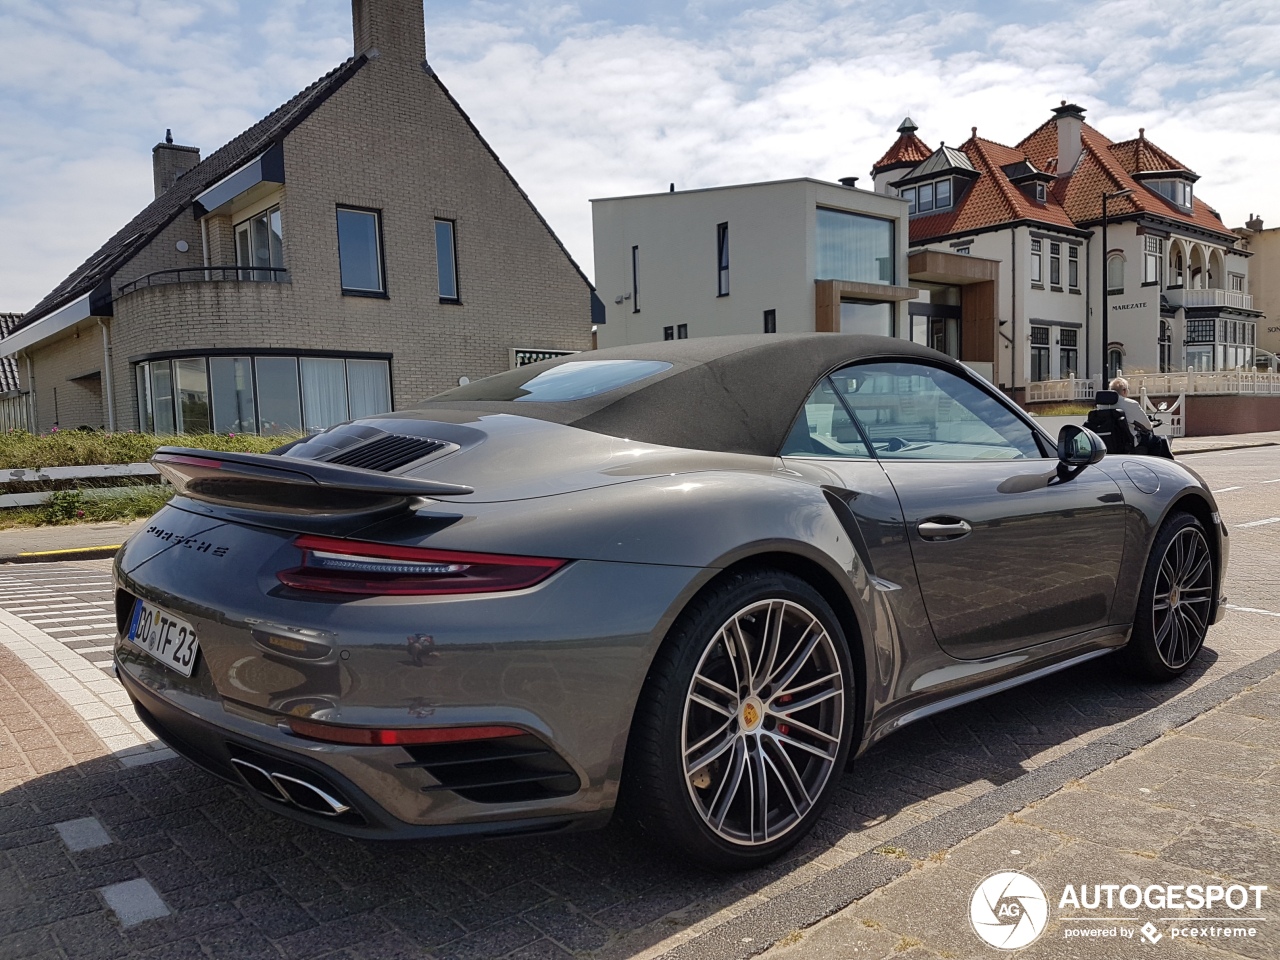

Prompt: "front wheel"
[1123,512,1214,680]
[621,568,856,870]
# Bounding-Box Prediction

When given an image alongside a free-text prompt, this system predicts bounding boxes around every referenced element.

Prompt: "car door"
[833,360,1127,660]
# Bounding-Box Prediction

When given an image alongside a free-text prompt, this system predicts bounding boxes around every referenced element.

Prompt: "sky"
[1,0,1278,312]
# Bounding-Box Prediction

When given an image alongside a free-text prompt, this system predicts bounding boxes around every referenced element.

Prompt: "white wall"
[592,179,908,348]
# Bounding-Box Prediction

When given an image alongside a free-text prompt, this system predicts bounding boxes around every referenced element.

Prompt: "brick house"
[4,0,597,435]
[869,104,1259,394]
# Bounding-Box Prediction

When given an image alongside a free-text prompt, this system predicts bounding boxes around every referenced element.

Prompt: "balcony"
[1164,288,1254,311]
[117,266,288,298]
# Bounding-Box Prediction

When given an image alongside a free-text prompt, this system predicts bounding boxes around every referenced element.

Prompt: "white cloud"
[0,0,1276,312]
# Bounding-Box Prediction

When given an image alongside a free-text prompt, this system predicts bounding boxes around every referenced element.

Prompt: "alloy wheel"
[681,599,845,846]
[1152,526,1213,669]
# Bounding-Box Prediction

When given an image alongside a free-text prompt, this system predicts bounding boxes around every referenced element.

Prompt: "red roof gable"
[1018,120,1232,239]
[907,136,1078,244]
[872,131,932,174]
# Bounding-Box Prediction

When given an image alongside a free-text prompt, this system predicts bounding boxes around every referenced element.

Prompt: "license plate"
[126,600,200,678]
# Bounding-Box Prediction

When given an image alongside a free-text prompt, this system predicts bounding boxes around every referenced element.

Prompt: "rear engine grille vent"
[397,734,580,804]
[326,435,445,472]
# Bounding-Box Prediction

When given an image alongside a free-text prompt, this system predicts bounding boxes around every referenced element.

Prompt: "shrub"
[0,430,298,469]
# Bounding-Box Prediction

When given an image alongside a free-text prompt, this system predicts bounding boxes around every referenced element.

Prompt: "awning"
[194,142,285,215]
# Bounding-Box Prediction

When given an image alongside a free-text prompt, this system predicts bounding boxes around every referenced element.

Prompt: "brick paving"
[0,447,1276,959]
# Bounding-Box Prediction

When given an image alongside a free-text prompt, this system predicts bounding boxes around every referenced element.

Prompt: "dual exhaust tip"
[230,757,351,817]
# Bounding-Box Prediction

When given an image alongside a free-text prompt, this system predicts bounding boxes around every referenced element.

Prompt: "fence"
[0,462,160,509]
[0,394,28,432]
[1027,370,1280,404]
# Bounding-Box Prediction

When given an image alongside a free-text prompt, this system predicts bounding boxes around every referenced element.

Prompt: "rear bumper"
[119,662,607,840]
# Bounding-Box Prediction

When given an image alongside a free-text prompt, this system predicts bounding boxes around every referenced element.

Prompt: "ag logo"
[970,871,1049,950]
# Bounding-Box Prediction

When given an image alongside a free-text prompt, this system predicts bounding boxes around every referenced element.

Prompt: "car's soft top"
[416,334,959,456]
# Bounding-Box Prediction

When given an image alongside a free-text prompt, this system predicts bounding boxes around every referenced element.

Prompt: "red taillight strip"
[278,535,568,596]
[291,535,563,568]
[287,718,525,746]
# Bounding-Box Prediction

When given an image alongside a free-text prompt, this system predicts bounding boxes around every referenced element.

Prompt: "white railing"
[1025,377,1100,402]
[1126,370,1280,397]
[1139,389,1185,438]
[1164,288,1254,310]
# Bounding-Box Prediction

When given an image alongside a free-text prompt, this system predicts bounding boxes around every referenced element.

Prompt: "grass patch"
[875,846,910,860]
[0,430,296,469]
[1026,403,1092,417]
[0,484,176,530]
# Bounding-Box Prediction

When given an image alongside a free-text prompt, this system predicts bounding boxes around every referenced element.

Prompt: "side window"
[832,362,1044,461]
[780,378,873,459]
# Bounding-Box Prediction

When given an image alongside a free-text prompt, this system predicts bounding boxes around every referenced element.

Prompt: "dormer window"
[902,178,953,216]
[1148,179,1193,209]
[1034,183,1046,202]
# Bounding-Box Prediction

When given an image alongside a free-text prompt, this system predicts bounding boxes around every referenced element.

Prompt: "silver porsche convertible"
[113,334,1227,869]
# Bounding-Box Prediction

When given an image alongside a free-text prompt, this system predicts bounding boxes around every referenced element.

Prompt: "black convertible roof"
[419,334,960,456]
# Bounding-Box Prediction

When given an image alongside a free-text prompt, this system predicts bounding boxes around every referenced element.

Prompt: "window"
[1034,183,1046,202]
[815,208,894,284]
[902,187,916,215]
[1159,320,1172,373]
[1150,179,1193,208]
[918,182,935,213]
[663,326,674,341]
[631,245,640,313]
[954,246,971,256]
[834,362,1043,461]
[780,377,873,459]
[1107,254,1124,293]
[1030,239,1042,284]
[1230,273,1245,293]
[1107,348,1123,380]
[839,300,892,337]
[934,179,951,210]
[1186,318,1215,343]
[439,359,672,403]
[677,324,688,339]
[763,309,776,333]
[1068,246,1079,289]
[135,355,391,435]
[435,219,459,301]
[1059,328,1078,379]
[1143,236,1162,285]
[336,207,384,294]
[1030,326,1051,382]
[235,205,283,281]
[1049,242,1061,287]
[1172,249,1184,286]
[716,222,729,296]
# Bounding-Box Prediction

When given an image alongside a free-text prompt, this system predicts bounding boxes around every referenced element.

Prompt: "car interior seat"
[1085,390,1134,455]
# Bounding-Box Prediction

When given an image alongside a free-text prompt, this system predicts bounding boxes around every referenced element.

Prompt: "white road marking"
[1227,604,1280,618]
[1236,517,1280,528]
[1264,479,1280,484]
[1212,487,1242,493]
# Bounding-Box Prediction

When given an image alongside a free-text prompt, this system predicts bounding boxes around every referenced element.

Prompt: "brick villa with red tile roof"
[869,103,1260,395]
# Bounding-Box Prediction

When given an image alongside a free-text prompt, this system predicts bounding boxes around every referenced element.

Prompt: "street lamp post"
[1100,188,1134,384]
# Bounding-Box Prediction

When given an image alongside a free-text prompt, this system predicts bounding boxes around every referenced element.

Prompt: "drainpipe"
[99,319,116,432]
[1084,232,1092,382]
[1010,228,1018,392]
[23,353,35,433]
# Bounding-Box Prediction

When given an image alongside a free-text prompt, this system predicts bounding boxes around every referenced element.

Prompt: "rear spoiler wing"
[152,447,473,515]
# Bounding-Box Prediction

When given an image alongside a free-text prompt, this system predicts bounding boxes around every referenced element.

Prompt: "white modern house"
[591,179,915,348]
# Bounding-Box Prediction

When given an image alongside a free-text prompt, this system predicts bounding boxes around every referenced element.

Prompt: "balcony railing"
[117,266,288,297]
[1164,288,1254,311]
[1025,377,1100,402]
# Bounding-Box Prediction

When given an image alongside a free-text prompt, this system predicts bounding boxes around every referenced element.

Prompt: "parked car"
[114,334,1227,869]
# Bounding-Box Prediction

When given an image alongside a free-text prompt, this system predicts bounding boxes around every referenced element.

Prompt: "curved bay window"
[135,353,391,435]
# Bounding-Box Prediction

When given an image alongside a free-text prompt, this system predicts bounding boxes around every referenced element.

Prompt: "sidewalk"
[0,518,149,563]
[762,667,1280,959]
[0,429,1274,564]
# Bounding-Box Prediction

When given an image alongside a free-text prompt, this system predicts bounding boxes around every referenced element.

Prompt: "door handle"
[917,519,972,541]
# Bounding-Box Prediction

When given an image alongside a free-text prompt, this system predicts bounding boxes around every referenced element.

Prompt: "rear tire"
[1122,512,1214,681]
[621,567,855,871]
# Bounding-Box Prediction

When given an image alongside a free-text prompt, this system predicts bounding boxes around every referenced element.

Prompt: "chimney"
[352,0,427,63]
[152,130,200,198]
[1051,101,1086,176]
[1246,213,1265,232]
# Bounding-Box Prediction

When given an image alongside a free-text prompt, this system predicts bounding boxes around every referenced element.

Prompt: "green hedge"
[0,431,299,469]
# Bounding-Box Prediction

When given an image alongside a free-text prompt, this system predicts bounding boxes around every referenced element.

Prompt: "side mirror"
[1058,424,1105,466]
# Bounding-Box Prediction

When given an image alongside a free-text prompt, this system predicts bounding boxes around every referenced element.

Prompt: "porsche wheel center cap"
[740,697,763,732]
[1169,586,1180,607]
